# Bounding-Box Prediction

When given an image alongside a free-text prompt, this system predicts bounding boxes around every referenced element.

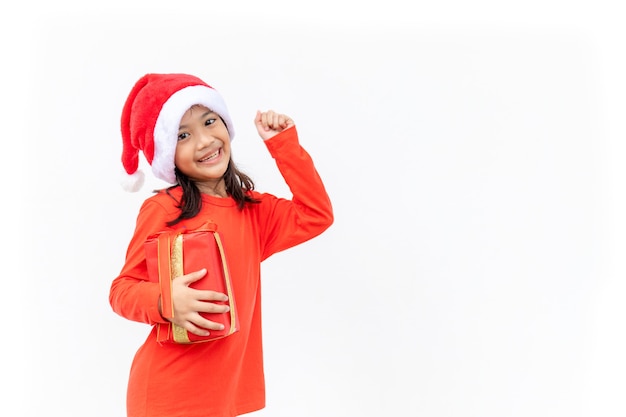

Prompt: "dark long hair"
[164,158,260,227]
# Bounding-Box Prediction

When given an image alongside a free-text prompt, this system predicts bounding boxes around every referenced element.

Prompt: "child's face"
[175,105,231,191]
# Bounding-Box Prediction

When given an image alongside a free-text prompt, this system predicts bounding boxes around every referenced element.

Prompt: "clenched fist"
[254,110,295,141]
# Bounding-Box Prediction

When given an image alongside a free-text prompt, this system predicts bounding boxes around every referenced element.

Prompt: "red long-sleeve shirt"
[109,126,333,417]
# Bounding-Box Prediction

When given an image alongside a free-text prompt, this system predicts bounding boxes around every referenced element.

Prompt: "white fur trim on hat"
[152,85,235,184]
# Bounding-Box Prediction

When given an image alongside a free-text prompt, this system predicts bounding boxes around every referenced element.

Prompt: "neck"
[197,182,227,198]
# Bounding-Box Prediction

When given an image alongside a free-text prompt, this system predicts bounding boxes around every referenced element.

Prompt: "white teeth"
[200,150,219,162]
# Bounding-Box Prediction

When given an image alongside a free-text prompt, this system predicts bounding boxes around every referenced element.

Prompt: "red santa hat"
[120,73,235,192]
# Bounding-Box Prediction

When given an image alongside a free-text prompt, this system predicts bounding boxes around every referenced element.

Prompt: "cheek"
[173,143,189,166]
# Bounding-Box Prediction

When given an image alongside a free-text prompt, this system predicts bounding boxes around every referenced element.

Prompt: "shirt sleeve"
[109,199,173,325]
[258,125,334,260]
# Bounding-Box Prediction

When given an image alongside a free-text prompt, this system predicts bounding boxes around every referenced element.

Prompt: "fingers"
[177,269,229,301]
[170,295,231,336]
[179,268,207,285]
[255,110,294,132]
[177,315,227,337]
[173,268,229,303]
[170,267,231,336]
[174,303,231,336]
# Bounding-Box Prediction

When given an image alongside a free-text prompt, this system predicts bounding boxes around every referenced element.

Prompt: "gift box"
[144,221,239,344]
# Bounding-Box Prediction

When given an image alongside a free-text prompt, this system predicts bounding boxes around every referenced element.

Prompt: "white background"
[3,1,626,416]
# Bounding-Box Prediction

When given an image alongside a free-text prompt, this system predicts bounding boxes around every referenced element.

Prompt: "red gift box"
[144,221,239,344]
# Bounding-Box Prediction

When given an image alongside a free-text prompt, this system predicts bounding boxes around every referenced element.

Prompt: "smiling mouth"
[199,149,220,162]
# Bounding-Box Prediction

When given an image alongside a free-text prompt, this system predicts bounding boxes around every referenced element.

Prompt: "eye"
[205,118,216,126]
[177,132,189,141]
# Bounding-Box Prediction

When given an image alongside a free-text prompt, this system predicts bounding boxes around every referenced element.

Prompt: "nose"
[195,130,215,149]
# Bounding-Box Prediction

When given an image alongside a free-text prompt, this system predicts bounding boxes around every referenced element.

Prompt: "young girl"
[109,73,333,417]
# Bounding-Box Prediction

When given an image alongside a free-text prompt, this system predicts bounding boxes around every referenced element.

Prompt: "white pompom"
[121,169,145,192]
